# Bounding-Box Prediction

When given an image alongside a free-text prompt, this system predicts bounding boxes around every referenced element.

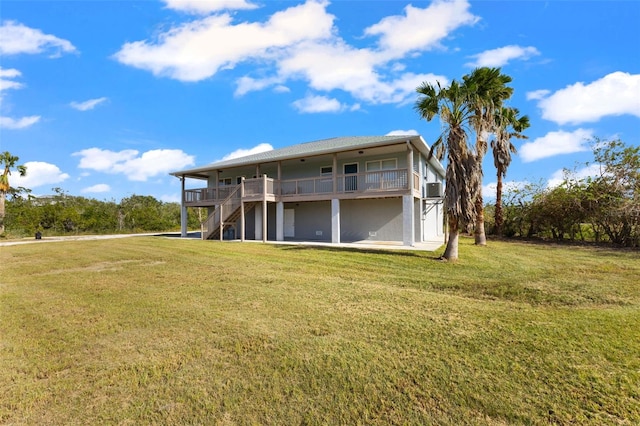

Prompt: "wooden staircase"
[202,185,257,240]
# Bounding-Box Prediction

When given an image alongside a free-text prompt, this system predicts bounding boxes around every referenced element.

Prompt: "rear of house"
[171,135,445,246]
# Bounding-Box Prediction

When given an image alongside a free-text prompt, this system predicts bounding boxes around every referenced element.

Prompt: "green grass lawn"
[1,237,639,425]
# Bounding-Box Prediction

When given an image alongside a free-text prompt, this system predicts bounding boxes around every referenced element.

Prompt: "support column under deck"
[180,176,187,237]
[276,201,284,241]
[331,198,340,244]
[403,195,415,246]
[254,203,263,241]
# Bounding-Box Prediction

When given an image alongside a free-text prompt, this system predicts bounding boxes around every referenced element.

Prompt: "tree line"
[495,138,639,248]
[2,187,202,238]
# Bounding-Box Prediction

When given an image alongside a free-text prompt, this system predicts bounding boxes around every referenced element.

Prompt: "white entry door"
[284,209,295,238]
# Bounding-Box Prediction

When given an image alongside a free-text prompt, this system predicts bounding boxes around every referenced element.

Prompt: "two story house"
[171,135,445,247]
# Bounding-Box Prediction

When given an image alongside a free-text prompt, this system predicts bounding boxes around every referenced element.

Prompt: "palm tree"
[491,107,530,237]
[0,151,27,234]
[415,80,476,261]
[462,67,514,245]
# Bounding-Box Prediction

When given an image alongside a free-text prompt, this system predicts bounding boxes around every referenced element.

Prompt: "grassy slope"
[1,237,639,425]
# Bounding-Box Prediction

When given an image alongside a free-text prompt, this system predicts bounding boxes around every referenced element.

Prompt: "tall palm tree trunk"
[474,193,487,245]
[441,129,474,261]
[495,170,505,237]
[0,191,5,234]
[443,216,460,260]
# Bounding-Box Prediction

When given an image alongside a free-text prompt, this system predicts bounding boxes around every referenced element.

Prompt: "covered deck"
[183,168,420,206]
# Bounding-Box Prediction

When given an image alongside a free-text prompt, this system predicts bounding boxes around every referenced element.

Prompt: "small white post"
[262,174,267,243]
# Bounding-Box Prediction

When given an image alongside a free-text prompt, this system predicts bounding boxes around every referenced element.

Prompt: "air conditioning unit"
[426,182,443,198]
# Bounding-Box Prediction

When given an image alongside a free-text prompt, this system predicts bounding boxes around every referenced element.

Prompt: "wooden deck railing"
[185,186,235,204]
[280,176,333,196]
[335,169,409,193]
[185,169,412,205]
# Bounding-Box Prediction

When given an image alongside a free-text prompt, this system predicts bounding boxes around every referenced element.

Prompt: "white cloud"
[386,129,419,136]
[0,67,24,93]
[534,72,640,125]
[235,76,284,97]
[547,164,603,188]
[0,69,40,130]
[292,95,345,113]
[0,115,41,129]
[81,183,111,193]
[0,20,77,57]
[466,45,540,67]
[278,40,379,94]
[114,1,334,82]
[70,97,108,111]
[278,40,448,104]
[74,148,195,181]
[74,148,139,172]
[164,0,258,14]
[222,143,273,160]
[113,0,462,108]
[160,193,181,203]
[520,128,593,162]
[273,85,290,93]
[364,0,479,57]
[526,89,550,101]
[0,67,21,78]
[12,161,70,189]
[482,180,528,199]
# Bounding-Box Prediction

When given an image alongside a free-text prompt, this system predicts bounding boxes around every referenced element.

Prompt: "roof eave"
[171,135,426,177]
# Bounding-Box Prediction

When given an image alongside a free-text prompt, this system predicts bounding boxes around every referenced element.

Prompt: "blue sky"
[1,0,639,203]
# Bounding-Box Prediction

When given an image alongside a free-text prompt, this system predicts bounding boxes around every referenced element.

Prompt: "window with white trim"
[366,159,397,171]
[320,166,332,176]
[366,159,399,189]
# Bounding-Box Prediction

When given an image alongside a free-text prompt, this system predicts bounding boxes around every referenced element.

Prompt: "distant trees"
[496,138,639,247]
[3,190,200,238]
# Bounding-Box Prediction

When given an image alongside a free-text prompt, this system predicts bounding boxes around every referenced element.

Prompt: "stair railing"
[202,184,242,240]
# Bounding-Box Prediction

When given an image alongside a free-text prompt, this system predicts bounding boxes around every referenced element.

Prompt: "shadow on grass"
[490,236,639,259]
[274,243,444,259]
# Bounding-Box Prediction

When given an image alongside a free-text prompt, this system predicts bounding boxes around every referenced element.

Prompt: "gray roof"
[172,135,442,178]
